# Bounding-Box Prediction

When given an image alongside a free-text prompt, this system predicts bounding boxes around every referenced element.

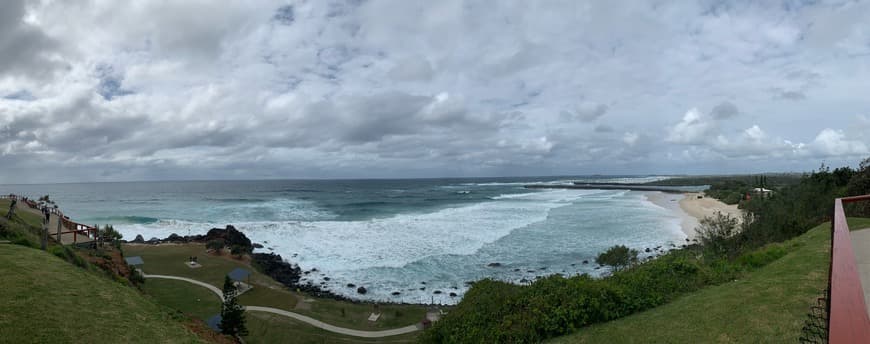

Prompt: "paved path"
[850,228,870,316]
[143,273,421,338]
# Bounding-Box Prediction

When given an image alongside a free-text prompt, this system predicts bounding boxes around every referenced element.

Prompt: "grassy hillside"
[551,219,870,343]
[0,199,46,228]
[125,243,426,343]
[0,244,204,343]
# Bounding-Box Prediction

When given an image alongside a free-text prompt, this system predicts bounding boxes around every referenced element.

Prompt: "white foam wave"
[250,190,588,272]
[574,176,674,184]
[115,188,684,304]
[459,182,531,186]
[490,189,618,201]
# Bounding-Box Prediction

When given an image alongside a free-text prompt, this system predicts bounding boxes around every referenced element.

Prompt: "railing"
[829,195,870,343]
[3,194,97,243]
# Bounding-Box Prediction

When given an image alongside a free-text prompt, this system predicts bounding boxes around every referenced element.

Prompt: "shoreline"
[645,192,741,240]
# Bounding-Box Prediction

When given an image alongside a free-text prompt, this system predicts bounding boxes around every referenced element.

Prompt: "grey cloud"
[273,5,295,25]
[710,101,739,119]
[3,90,35,101]
[777,90,807,101]
[2,1,869,182]
[594,124,614,133]
[388,56,434,81]
[562,102,609,122]
[0,0,62,79]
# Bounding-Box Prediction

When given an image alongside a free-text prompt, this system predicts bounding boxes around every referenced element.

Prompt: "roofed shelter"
[124,256,144,266]
[227,268,251,282]
[227,267,253,295]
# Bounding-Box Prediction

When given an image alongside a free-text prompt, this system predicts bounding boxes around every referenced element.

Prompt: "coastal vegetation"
[220,276,249,337]
[594,245,638,272]
[423,158,870,343]
[551,220,870,343]
[645,174,802,205]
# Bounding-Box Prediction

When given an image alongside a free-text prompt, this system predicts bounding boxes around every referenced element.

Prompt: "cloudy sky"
[1,0,869,183]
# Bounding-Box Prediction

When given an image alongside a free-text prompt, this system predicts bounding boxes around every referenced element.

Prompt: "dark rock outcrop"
[204,225,253,253]
[357,286,367,294]
[166,233,187,243]
[487,262,502,267]
[251,252,302,287]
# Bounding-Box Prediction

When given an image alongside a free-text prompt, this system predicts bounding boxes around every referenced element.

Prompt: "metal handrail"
[829,195,870,343]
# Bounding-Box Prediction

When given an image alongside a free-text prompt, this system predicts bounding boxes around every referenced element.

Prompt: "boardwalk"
[11,200,93,245]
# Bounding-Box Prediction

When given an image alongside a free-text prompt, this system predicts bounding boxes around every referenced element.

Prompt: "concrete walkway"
[850,228,870,316]
[142,273,421,338]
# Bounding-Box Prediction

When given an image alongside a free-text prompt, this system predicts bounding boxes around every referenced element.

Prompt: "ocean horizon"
[1,175,699,304]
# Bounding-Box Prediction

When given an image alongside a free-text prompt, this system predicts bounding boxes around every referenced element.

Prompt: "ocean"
[1,176,699,304]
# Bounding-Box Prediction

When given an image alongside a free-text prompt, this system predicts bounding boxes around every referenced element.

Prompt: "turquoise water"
[1,176,688,304]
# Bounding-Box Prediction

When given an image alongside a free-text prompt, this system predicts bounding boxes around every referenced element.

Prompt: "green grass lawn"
[125,243,427,341]
[549,219,858,343]
[245,312,419,344]
[141,278,222,320]
[0,244,203,343]
[848,217,870,231]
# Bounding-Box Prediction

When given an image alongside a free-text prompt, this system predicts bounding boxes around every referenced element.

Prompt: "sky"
[1,0,870,183]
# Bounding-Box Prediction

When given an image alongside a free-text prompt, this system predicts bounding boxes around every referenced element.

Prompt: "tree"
[5,199,15,220]
[207,239,226,252]
[697,211,739,257]
[220,275,247,337]
[100,225,123,248]
[846,157,870,216]
[595,245,638,272]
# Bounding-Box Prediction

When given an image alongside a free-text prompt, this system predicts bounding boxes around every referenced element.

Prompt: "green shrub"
[48,245,89,269]
[11,235,37,248]
[423,250,716,344]
[736,244,787,269]
[129,267,145,285]
[48,245,66,259]
[206,239,225,251]
[697,212,740,259]
[230,245,246,256]
[595,245,638,272]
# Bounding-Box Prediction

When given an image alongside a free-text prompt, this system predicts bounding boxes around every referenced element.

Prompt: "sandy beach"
[645,192,741,240]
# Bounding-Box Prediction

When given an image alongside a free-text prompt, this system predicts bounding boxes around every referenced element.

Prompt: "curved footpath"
[142,273,421,338]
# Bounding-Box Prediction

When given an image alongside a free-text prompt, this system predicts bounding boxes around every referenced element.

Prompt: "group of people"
[5,194,56,225]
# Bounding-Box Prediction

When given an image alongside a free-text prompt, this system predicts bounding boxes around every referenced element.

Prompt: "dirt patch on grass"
[182,318,236,344]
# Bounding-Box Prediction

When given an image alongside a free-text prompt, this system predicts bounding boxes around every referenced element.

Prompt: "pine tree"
[219,275,248,337]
